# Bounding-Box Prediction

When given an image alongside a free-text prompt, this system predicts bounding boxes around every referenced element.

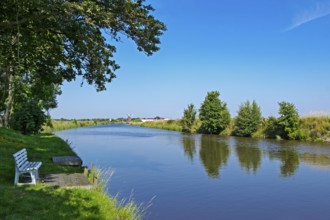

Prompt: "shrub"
[10,100,46,134]
[181,104,197,133]
[264,116,279,138]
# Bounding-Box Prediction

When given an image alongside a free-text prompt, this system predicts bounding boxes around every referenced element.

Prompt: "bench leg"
[35,169,39,182]
[30,171,37,184]
[14,170,39,185]
[14,169,20,185]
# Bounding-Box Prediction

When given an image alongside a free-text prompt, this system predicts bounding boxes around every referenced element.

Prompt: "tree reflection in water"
[235,138,261,175]
[180,134,330,178]
[269,148,300,177]
[181,135,197,162]
[199,135,229,178]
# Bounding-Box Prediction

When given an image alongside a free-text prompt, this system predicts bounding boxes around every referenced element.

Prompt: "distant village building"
[141,116,169,122]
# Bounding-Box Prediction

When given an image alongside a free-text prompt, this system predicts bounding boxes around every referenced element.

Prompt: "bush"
[132,118,142,123]
[264,116,279,138]
[288,128,308,141]
[181,104,197,134]
[10,100,46,134]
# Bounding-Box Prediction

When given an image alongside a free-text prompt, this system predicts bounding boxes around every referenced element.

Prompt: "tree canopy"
[277,101,301,140]
[181,104,197,134]
[0,0,166,129]
[199,91,230,134]
[234,100,262,137]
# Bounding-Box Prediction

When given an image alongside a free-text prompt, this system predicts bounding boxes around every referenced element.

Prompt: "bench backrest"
[13,148,28,170]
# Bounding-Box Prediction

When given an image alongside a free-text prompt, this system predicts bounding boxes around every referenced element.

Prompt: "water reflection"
[180,135,330,178]
[267,144,299,177]
[181,136,197,162]
[300,153,330,169]
[199,135,229,178]
[234,138,261,175]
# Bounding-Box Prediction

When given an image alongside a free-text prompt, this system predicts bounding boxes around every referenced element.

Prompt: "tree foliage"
[264,102,303,140]
[264,116,279,139]
[234,100,262,137]
[10,100,46,135]
[0,0,166,129]
[0,0,166,89]
[277,101,301,140]
[181,104,197,134]
[199,91,230,134]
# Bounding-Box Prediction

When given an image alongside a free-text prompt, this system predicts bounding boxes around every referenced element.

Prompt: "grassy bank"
[136,117,330,143]
[301,116,330,142]
[42,119,110,133]
[0,127,140,219]
[132,120,183,132]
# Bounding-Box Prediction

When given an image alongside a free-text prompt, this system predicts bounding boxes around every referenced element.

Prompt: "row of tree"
[182,91,302,141]
[0,0,166,134]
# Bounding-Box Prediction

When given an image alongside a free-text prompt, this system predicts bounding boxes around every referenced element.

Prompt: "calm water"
[55,124,330,220]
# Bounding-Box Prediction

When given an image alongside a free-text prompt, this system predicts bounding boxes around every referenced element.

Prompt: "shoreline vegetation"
[130,91,330,143]
[42,114,330,144]
[130,116,330,143]
[42,118,111,133]
[0,127,141,219]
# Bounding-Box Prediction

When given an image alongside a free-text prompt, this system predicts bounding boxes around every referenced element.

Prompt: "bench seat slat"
[25,162,42,170]
[19,161,42,171]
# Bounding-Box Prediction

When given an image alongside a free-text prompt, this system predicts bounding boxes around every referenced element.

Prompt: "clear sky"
[50,0,330,119]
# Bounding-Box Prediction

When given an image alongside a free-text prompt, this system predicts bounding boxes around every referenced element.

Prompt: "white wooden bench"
[13,148,42,185]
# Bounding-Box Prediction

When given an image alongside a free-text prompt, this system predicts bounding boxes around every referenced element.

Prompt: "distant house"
[141,116,168,122]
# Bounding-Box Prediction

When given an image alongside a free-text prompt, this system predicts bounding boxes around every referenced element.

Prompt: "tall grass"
[89,167,146,220]
[301,116,330,142]
[139,120,182,132]
[42,119,110,133]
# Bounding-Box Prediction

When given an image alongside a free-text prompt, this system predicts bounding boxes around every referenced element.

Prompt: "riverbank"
[0,127,141,219]
[134,119,183,132]
[42,119,111,133]
[132,116,330,143]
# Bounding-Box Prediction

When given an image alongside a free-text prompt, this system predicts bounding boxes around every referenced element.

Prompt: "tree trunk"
[4,70,14,128]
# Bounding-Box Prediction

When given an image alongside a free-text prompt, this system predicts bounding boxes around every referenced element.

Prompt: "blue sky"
[51,0,330,119]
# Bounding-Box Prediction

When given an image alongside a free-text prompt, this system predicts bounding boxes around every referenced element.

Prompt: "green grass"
[42,119,110,133]
[0,127,141,220]
[137,120,183,132]
[0,184,140,220]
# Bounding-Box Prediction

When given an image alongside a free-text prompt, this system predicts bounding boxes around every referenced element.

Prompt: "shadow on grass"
[0,185,103,220]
